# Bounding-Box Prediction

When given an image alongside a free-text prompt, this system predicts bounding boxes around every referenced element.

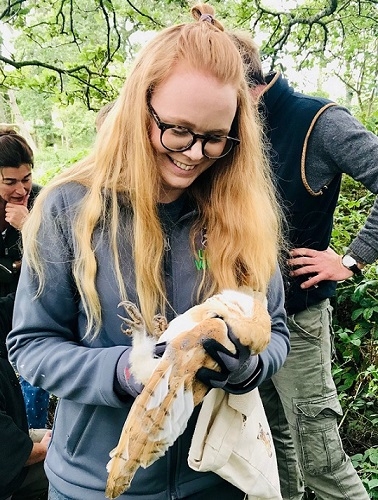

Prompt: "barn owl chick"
[105,289,271,499]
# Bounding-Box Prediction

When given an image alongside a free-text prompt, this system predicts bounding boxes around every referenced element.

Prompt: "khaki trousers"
[260,299,369,500]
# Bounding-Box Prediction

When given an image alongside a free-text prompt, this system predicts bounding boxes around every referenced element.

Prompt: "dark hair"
[228,31,265,87]
[0,128,34,169]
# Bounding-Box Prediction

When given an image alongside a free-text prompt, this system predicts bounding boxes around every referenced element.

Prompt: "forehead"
[1,164,32,180]
[151,65,238,128]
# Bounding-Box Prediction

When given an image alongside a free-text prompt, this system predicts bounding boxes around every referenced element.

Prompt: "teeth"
[172,159,196,171]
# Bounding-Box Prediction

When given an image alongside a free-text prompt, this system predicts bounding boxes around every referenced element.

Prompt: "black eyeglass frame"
[148,104,240,159]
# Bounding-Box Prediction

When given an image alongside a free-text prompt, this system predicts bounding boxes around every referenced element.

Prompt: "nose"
[183,138,204,161]
[13,182,27,195]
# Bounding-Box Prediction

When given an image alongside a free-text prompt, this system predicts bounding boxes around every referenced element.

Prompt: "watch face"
[342,255,356,268]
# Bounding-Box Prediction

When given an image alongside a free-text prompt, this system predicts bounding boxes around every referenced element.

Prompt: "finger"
[5,202,19,209]
[291,247,320,255]
[300,276,319,289]
[196,367,228,388]
[288,256,314,268]
[202,338,237,372]
[226,325,249,363]
[290,265,318,277]
[289,247,315,257]
[23,194,30,206]
[216,350,241,372]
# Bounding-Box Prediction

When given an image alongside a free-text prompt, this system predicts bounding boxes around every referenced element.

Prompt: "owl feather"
[105,289,271,498]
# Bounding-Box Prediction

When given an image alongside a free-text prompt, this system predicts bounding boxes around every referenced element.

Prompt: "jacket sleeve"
[0,412,32,493]
[7,185,131,408]
[259,266,290,382]
[226,265,290,394]
[308,106,378,264]
[0,365,33,493]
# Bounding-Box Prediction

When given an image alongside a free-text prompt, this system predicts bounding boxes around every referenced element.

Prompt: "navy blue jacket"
[261,73,342,314]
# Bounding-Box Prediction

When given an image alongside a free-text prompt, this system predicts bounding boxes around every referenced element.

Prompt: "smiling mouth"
[171,158,196,171]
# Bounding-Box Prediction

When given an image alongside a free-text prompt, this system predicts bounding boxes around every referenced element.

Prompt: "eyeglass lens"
[161,127,233,159]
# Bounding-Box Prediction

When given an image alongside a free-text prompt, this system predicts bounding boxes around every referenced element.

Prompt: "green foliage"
[34,146,90,185]
[1,0,377,114]
[332,177,378,497]
[352,448,378,498]
[332,177,375,254]
[52,104,97,148]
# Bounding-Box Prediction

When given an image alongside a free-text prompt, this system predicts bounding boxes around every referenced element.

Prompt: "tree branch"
[125,0,164,27]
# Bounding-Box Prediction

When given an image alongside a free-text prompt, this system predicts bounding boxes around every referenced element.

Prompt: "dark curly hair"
[0,128,34,169]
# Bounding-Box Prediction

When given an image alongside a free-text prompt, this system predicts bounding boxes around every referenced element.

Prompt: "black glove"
[153,341,167,358]
[196,324,260,391]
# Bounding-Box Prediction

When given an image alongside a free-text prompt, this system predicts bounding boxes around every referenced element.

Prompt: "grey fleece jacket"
[307,106,378,264]
[7,182,289,499]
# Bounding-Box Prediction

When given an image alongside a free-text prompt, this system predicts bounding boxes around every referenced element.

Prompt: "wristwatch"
[341,254,362,276]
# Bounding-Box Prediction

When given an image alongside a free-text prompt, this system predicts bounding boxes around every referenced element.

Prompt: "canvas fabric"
[188,388,282,500]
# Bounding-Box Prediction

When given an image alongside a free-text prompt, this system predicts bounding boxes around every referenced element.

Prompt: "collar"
[260,71,294,113]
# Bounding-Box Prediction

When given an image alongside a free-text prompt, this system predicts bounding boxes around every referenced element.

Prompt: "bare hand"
[40,429,52,449]
[25,430,52,465]
[288,246,353,289]
[5,199,29,230]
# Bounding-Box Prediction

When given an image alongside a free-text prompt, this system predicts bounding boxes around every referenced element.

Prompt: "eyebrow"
[2,172,32,182]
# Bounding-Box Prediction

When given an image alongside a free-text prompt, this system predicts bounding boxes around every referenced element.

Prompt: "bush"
[332,177,378,498]
[34,146,90,185]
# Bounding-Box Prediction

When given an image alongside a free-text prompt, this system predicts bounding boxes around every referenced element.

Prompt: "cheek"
[0,185,11,200]
[150,127,164,154]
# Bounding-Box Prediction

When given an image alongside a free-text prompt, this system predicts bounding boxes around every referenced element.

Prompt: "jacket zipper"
[163,207,198,497]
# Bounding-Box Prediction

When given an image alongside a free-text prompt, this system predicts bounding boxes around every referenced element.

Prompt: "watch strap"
[349,263,362,276]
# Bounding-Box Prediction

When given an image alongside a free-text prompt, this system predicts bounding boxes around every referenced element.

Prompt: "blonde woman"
[8,4,289,499]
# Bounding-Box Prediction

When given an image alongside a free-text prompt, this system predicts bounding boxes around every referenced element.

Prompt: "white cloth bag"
[188,388,282,500]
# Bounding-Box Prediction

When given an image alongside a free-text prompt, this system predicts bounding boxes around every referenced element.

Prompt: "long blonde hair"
[23,3,282,335]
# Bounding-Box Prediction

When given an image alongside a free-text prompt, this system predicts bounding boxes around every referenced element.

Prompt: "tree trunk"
[7,90,38,152]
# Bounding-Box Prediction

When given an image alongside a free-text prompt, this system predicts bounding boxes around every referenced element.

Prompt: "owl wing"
[105,317,228,499]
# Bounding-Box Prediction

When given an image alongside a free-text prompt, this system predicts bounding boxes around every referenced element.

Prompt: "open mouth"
[10,197,26,204]
[171,157,196,171]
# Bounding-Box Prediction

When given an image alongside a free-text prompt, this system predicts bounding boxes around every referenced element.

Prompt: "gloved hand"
[115,342,167,398]
[154,341,167,358]
[196,324,260,392]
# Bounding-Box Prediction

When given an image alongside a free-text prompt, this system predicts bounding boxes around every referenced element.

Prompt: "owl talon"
[117,301,146,337]
[152,314,168,339]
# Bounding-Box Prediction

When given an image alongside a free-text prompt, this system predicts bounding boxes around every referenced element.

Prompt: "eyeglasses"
[148,104,240,159]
